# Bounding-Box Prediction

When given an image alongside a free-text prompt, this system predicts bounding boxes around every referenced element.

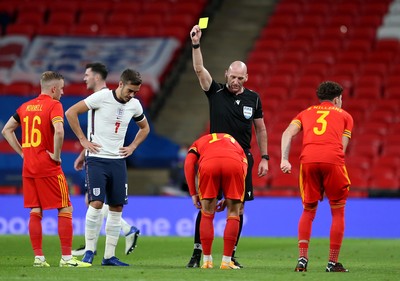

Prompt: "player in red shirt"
[184,133,248,270]
[1,71,91,268]
[281,81,353,273]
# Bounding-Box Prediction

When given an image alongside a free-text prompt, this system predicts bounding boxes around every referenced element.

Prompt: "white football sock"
[104,210,122,259]
[85,205,102,252]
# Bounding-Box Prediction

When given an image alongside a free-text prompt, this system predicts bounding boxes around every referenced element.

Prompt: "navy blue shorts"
[85,157,128,206]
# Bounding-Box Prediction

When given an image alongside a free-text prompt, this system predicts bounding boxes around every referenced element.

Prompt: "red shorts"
[300,163,350,205]
[198,158,246,201]
[23,173,71,210]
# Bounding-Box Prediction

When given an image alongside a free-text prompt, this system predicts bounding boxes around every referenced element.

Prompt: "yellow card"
[199,17,209,29]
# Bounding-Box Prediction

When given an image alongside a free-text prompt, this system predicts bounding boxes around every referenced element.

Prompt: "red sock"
[223,216,240,256]
[329,206,345,262]
[298,208,316,258]
[199,211,214,255]
[58,212,73,255]
[29,212,43,256]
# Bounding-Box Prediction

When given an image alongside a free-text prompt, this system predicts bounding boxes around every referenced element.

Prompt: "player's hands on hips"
[192,195,201,209]
[215,199,226,212]
[47,150,61,164]
[119,146,134,158]
[81,139,101,154]
[190,25,201,44]
[280,160,292,174]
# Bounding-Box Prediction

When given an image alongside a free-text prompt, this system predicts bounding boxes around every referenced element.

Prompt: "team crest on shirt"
[243,106,253,119]
[116,107,124,120]
[93,188,101,196]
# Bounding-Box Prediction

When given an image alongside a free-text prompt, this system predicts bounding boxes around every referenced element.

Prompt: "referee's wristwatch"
[261,154,270,161]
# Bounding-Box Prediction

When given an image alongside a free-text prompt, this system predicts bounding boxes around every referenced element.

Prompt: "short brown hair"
[120,69,142,86]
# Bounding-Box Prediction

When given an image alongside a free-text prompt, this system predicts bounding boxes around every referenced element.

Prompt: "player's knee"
[303,202,318,211]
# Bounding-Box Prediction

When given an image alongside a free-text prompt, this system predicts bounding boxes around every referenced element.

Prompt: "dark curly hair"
[316,81,343,101]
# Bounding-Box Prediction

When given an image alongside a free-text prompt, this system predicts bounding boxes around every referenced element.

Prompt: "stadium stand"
[0,0,209,194]
[246,0,400,197]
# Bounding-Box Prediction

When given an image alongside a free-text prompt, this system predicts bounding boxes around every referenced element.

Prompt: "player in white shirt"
[66,69,150,266]
[72,63,141,257]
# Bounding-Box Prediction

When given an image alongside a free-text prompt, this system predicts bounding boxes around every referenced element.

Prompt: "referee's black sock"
[192,210,202,255]
[232,214,244,257]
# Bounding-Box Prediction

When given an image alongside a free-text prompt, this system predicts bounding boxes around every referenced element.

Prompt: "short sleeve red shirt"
[291,101,353,165]
[17,94,64,177]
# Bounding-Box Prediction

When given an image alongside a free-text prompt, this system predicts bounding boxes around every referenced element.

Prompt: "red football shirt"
[185,133,247,197]
[17,94,64,177]
[291,101,353,165]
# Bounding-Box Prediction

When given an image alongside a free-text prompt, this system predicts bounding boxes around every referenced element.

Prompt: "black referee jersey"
[205,80,264,151]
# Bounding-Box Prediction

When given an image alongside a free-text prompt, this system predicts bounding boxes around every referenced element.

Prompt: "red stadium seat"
[361,121,389,137]
[327,15,355,29]
[129,26,157,38]
[2,82,33,96]
[48,11,77,25]
[384,86,400,99]
[314,39,343,53]
[79,12,106,25]
[284,39,313,53]
[136,84,155,109]
[336,50,366,64]
[107,11,137,26]
[254,38,284,53]
[348,143,380,161]
[307,51,336,65]
[79,1,113,13]
[267,74,293,89]
[270,173,299,189]
[330,62,359,78]
[347,166,369,190]
[344,38,373,53]
[0,2,16,17]
[273,63,300,76]
[278,51,307,64]
[18,1,46,15]
[99,25,128,37]
[6,23,36,38]
[375,39,400,52]
[363,3,389,16]
[259,26,290,41]
[16,11,44,25]
[301,63,329,78]
[259,86,289,100]
[69,24,99,36]
[290,87,318,100]
[65,83,90,97]
[354,74,383,89]
[352,86,382,99]
[335,2,359,16]
[367,109,396,124]
[384,75,400,89]
[47,1,79,14]
[274,2,302,15]
[356,15,383,29]
[295,74,322,88]
[37,24,68,36]
[298,14,326,27]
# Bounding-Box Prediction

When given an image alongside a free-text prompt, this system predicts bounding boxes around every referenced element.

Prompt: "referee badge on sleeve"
[243,106,253,119]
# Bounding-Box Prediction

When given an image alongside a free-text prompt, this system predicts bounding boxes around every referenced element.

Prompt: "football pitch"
[0,235,399,281]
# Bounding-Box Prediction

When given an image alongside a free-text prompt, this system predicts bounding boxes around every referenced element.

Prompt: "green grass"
[0,235,399,281]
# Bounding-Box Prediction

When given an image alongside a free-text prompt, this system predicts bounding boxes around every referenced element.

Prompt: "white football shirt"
[84,88,145,159]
